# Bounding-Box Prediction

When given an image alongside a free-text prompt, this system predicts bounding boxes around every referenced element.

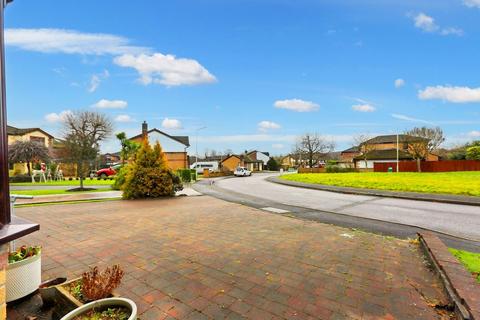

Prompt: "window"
[30,136,45,145]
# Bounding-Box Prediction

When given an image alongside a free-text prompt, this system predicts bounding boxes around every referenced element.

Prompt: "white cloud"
[162,118,182,130]
[272,143,285,149]
[5,28,147,55]
[468,130,480,137]
[114,114,134,123]
[440,27,464,36]
[411,13,463,36]
[274,99,319,112]
[91,99,127,109]
[114,53,216,86]
[418,85,480,103]
[258,121,281,132]
[44,110,72,123]
[352,104,375,112]
[394,78,405,88]
[413,13,438,32]
[391,113,433,124]
[88,70,110,93]
[464,0,480,8]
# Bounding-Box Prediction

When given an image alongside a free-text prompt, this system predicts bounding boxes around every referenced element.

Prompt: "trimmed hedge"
[9,174,31,183]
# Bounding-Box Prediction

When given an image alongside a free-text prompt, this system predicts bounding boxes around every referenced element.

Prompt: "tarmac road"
[194,173,480,251]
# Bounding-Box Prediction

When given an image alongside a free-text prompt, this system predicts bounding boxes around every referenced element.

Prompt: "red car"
[96,164,121,179]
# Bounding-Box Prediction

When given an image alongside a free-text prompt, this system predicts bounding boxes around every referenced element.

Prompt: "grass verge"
[280,171,480,197]
[448,248,480,283]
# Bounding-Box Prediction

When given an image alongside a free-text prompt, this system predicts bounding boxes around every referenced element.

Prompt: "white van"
[190,161,219,174]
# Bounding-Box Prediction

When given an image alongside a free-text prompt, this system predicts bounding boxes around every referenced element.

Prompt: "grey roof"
[365,134,427,145]
[7,125,54,138]
[341,146,360,153]
[354,149,414,161]
[129,128,190,147]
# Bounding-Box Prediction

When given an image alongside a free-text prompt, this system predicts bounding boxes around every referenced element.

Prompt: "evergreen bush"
[122,139,180,199]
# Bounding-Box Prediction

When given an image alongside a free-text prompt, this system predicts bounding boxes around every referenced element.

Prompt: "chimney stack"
[142,121,148,139]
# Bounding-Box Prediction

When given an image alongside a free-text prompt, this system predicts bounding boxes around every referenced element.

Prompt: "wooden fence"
[374,160,480,172]
[298,167,326,173]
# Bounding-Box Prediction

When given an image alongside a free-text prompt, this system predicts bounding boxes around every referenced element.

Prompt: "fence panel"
[374,160,480,172]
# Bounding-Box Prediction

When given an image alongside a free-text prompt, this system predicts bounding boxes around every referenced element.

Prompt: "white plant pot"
[60,298,137,320]
[6,252,42,302]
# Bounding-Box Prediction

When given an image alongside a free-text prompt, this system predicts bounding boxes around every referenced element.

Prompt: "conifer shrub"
[122,139,180,199]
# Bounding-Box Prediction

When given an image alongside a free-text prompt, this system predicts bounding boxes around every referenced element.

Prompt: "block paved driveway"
[14,196,450,319]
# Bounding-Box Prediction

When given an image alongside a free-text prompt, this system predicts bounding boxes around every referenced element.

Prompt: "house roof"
[7,125,54,139]
[353,149,414,161]
[129,128,190,147]
[341,146,360,153]
[220,154,263,164]
[364,134,428,145]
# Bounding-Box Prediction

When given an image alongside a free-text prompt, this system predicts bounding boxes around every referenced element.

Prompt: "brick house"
[129,121,190,170]
[352,134,439,169]
[7,125,54,175]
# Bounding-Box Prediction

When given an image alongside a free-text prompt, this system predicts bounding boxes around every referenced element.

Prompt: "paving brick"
[9,197,449,320]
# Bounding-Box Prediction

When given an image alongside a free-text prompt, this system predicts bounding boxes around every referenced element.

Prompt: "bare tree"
[405,127,445,172]
[8,140,50,176]
[353,134,375,169]
[62,111,113,189]
[293,133,335,168]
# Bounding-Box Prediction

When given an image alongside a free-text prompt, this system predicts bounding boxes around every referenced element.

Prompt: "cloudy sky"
[4,0,480,155]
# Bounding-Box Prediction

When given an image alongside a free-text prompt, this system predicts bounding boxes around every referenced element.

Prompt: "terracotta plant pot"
[60,298,137,320]
[6,252,41,302]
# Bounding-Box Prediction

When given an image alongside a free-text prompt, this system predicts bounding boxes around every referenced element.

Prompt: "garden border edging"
[418,232,480,320]
[267,176,480,207]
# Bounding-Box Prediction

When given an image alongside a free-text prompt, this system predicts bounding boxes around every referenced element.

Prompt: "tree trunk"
[364,157,368,169]
[78,161,84,190]
[27,161,31,176]
[416,158,422,172]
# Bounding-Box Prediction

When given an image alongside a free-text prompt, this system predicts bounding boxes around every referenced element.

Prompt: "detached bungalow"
[221,154,264,172]
[129,121,190,170]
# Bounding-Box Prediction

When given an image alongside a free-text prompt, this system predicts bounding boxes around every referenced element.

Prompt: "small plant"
[8,245,41,263]
[81,265,124,301]
[73,307,130,320]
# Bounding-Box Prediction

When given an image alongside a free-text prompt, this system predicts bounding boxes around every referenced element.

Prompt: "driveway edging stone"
[418,231,480,320]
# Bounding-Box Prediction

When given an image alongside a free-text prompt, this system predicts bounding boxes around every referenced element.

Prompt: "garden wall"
[374,160,480,172]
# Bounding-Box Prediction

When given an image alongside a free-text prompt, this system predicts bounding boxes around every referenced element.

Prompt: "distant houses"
[341,134,440,170]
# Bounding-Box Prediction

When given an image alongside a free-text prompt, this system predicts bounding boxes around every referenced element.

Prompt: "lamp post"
[396,133,399,172]
[195,126,206,166]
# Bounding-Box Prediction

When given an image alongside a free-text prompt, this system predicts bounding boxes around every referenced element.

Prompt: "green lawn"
[11,188,113,196]
[280,171,480,197]
[10,179,114,187]
[449,248,480,283]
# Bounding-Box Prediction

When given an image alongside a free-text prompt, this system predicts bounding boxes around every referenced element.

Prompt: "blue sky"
[4,0,480,155]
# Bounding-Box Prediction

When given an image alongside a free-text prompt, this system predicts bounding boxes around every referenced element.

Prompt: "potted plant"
[60,297,137,320]
[53,265,128,319]
[6,245,42,302]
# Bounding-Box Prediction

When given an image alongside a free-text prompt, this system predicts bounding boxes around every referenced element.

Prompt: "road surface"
[195,173,480,251]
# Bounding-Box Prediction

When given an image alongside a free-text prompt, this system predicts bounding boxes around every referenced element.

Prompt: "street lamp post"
[195,126,206,166]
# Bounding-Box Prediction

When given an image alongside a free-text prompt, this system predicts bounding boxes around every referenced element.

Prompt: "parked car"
[234,167,252,177]
[96,164,122,179]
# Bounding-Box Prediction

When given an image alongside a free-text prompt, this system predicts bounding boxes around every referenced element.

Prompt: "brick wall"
[0,244,7,319]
